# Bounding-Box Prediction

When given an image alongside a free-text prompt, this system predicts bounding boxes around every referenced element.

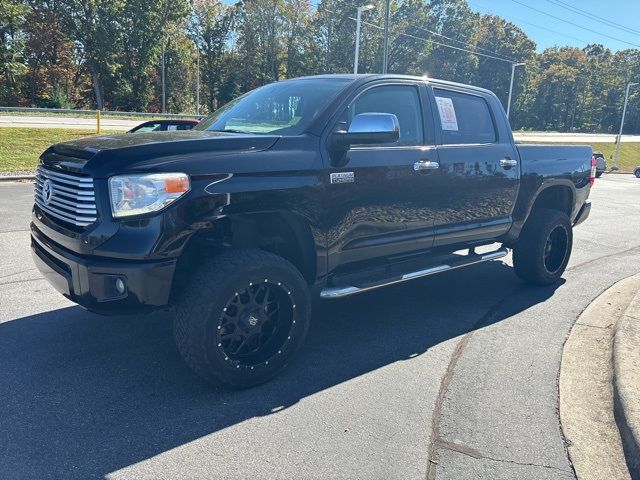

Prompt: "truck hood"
[41,130,280,177]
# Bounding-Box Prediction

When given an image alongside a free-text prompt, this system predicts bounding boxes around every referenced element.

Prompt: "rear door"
[325,81,439,271]
[428,86,520,247]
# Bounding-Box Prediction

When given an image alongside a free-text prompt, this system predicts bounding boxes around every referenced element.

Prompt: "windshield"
[195,78,351,135]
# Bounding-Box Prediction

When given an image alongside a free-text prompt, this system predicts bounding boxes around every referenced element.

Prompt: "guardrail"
[0,106,204,119]
[0,106,205,134]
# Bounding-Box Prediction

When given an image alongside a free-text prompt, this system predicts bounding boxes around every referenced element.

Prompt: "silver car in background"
[593,151,606,177]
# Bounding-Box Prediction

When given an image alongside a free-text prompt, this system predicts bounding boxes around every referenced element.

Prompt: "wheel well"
[530,186,573,217]
[175,212,317,287]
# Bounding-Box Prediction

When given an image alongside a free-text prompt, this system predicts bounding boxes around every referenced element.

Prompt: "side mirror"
[331,112,400,148]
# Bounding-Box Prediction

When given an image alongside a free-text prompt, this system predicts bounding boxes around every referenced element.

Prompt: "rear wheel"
[173,249,311,389]
[634,167,640,178]
[513,208,573,286]
[595,171,603,178]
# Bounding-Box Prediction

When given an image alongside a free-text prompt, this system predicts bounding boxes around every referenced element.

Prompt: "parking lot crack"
[0,277,42,286]
[0,268,37,280]
[435,439,573,475]
[480,454,574,475]
[426,285,524,480]
[575,323,613,330]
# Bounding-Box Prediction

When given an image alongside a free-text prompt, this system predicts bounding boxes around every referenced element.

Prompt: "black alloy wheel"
[513,208,573,286]
[217,281,294,367]
[174,249,311,389]
[543,225,569,274]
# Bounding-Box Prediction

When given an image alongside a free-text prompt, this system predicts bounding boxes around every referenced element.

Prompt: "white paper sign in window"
[435,96,459,131]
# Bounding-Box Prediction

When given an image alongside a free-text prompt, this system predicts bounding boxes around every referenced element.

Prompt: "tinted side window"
[133,123,162,133]
[348,85,424,146]
[433,89,496,145]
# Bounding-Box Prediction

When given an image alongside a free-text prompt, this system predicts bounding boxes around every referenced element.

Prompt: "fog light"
[115,277,126,294]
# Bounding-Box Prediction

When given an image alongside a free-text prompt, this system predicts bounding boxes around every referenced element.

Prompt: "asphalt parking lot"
[1,175,639,480]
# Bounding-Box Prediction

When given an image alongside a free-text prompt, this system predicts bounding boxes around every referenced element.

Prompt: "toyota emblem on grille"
[42,179,54,205]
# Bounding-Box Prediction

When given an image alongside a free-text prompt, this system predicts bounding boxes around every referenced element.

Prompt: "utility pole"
[196,36,200,116]
[382,0,390,73]
[613,81,637,168]
[327,8,333,72]
[354,4,374,74]
[506,62,525,120]
[161,43,166,114]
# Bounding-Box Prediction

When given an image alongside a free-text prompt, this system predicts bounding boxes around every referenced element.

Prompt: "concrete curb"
[560,275,640,480]
[0,174,35,181]
[614,287,640,478]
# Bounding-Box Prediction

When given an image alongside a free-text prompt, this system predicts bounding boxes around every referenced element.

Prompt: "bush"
[49,87,75,109]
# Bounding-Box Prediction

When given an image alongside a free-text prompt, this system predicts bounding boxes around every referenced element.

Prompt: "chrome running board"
[320,247,509,299]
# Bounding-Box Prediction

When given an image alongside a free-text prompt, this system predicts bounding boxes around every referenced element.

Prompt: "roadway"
[0,175,639,479]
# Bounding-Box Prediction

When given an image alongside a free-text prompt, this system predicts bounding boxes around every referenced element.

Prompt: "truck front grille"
[34,166,97,227]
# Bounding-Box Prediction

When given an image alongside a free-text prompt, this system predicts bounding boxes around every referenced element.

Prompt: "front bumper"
[31,223,176,314]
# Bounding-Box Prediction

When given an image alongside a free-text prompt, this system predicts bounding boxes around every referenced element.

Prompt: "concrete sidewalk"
[560,273,640,480]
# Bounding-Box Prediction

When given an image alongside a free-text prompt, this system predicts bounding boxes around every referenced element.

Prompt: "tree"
[58,0,123,109]
[116,0,189,111]
[190,0,236,111]
[22,1,84,107]
[0,0,28,104]
[472,14,535,111]
[389,0,431,75]
[421,0,478,83]
[528,48,586,131]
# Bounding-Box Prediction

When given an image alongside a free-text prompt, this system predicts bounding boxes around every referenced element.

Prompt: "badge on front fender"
[330,172,354,184]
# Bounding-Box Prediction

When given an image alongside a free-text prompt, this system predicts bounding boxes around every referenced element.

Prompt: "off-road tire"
[173,249,311,389]
[513,208,573,286]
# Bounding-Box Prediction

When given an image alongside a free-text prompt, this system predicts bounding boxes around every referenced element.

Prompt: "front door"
[324,82,439,273]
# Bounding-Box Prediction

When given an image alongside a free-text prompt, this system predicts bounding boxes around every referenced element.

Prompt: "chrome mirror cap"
[348,112,399,135]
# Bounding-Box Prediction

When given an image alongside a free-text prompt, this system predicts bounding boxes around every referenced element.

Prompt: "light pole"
[613,81,637,168]
[354,4,374,74]
[382,0,390,73]
[161,43,166,114]
[506,62,525,120]
[195,35,200,116]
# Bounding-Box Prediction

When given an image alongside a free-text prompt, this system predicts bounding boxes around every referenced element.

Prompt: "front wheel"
[173,249,311,389]
[634,167,640,178]
[513,209,573,286]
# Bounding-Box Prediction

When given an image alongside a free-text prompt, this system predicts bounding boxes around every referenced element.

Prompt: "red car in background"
[128,119,199,133]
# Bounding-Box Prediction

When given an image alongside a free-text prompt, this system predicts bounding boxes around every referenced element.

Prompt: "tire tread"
[513,208,573,286]
[173,249,310,388]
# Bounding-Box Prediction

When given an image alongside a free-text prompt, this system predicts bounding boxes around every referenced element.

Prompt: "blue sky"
[468,0,640,52]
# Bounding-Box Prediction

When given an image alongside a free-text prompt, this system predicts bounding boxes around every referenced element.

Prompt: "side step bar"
[320,247,509,299]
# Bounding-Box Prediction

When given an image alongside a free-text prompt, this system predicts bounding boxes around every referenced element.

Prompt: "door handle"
[500,158,518,168]
[413,160,439,171]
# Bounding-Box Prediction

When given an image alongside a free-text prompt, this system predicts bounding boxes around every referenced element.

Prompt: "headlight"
[108,173,190,218]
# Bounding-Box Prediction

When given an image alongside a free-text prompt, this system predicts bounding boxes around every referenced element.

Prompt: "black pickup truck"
[31,74,594,388]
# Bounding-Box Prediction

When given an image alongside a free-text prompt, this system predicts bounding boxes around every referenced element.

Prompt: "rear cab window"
[433,88,496,145]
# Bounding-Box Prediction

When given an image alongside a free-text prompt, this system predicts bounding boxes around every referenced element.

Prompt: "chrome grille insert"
[34,166,97,227]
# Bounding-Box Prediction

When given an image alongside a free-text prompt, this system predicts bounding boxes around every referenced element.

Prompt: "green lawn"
[572,142,638,173]
[0,128,121,172]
